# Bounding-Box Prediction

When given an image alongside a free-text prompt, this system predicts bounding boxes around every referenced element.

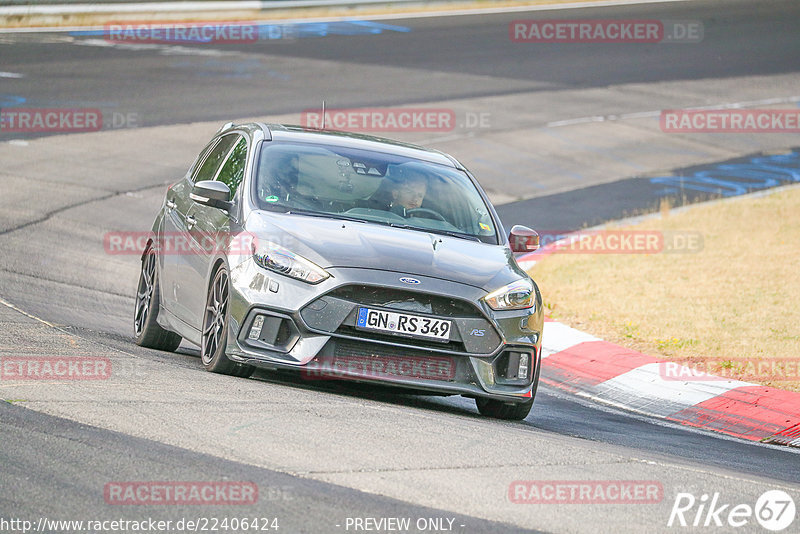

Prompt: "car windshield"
[253,141,498,244]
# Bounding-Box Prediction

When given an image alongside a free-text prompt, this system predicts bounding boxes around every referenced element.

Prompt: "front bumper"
[225,260,543,402]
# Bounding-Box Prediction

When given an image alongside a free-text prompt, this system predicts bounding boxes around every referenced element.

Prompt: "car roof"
[220,122,462,169]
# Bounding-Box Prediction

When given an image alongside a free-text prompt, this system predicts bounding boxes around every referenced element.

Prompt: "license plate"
[356,308,451,342]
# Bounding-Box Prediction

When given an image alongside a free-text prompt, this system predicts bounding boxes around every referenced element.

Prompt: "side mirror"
[190,180,232,211]
[509,225,539,253]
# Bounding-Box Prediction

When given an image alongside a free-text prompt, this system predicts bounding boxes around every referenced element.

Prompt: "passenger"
[259,152,300,202]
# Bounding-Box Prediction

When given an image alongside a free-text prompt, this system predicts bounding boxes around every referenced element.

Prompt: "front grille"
[326,285,480,317]
[301,284,501,356]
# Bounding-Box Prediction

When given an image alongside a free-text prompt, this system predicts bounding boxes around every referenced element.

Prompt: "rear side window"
[215,137,248,197]
[192,134,239,183]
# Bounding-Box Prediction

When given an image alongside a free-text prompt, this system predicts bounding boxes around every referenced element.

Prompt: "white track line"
[541,321,600,356]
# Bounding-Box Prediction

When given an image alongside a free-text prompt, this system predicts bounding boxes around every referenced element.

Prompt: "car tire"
[134,250,183,352]
[475,397,533,421]
[201,265,255,378]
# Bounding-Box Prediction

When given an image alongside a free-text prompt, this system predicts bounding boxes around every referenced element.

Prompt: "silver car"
[134,122,543,420]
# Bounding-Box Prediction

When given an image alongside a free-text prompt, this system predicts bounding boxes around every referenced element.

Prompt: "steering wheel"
[406,207,447,222]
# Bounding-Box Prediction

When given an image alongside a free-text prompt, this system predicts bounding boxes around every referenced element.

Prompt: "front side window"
[215,137,248,197]
[253,141,497,243]
[192,134,239,183]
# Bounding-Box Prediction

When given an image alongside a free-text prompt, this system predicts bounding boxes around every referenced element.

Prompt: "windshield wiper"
[280,207,368,224]
[431,229,483,242]
[387,222,482,242]
[265,205,481,241]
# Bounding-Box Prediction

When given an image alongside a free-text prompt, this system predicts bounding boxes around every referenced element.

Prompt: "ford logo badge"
[399,277,421,285]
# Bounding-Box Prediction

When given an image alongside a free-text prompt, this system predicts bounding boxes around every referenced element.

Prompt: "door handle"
[186,215,197,229]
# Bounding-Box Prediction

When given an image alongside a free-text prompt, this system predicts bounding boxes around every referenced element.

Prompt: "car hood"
[246,211,524,290]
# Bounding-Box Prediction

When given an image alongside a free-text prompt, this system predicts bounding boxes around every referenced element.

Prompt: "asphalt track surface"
[1,0,798,128]
[2,1,800,533]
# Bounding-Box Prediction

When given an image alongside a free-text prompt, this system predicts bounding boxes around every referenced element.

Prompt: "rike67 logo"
[668,490,796,531]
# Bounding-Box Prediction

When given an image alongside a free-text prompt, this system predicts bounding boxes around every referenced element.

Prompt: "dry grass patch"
[530,185,800,391]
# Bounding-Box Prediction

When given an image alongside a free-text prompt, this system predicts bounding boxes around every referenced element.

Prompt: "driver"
[358,166,429,217]
[390,172,427,214]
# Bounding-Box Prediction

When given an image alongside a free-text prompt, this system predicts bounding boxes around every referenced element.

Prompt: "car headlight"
[483,279,535,311]
[252,241,330,284]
